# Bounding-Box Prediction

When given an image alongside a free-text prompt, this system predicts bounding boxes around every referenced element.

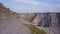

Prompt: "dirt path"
[0,15,30,34]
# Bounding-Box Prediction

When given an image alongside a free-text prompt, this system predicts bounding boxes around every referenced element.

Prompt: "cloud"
[4,0,60,13]
[52,4,60,12]
[13,0,39,6]
[14,8,34,13]
[11,2,60,13]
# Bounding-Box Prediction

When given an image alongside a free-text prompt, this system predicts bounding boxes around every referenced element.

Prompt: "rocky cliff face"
[18,13,60,34]
[32,13,58,27]
[57,13,60,25]
[21,13,58,27]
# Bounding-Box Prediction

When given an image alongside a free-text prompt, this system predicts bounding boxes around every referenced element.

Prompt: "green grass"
[26,18,33,22]
[23,24,46,34]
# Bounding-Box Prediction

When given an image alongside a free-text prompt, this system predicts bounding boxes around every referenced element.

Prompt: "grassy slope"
[23,24,46,34]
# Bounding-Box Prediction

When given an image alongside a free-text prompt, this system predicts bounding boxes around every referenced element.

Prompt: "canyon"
[0,3,60,34]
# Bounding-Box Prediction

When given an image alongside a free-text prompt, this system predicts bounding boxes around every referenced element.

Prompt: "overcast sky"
[0,0,60,13]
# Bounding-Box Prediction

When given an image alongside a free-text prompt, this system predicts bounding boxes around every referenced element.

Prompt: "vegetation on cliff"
[23,24,46,34]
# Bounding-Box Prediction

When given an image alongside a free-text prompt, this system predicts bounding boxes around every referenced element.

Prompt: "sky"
[0,0,60,13]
